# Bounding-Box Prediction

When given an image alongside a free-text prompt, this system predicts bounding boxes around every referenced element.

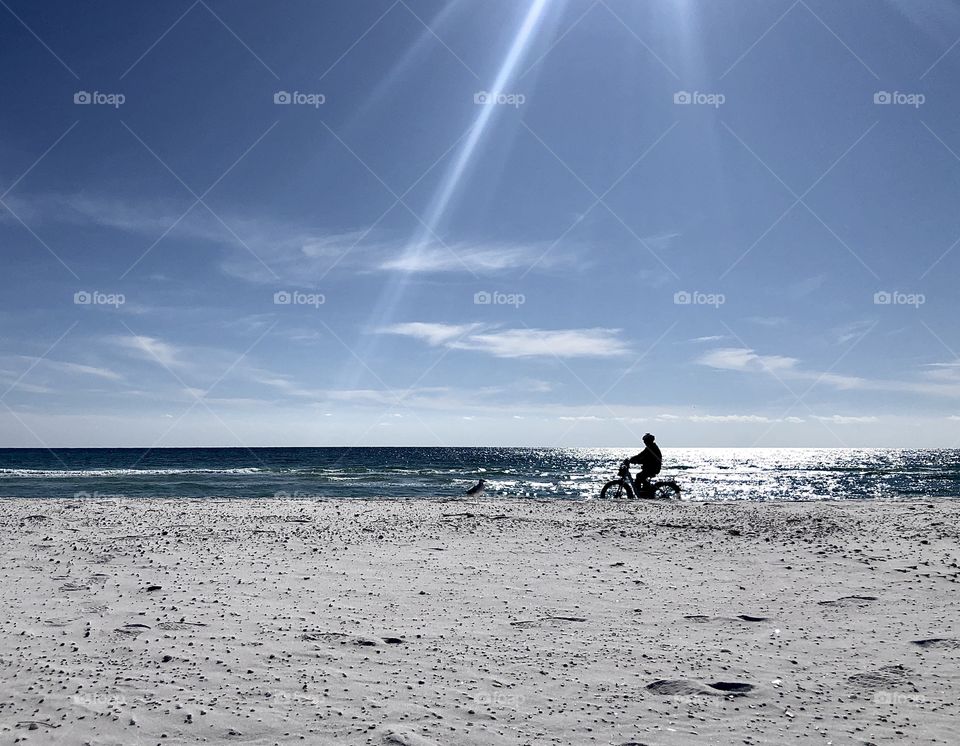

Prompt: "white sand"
[0,497,958,745]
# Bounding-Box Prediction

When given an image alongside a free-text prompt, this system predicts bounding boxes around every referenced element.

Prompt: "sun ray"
[343,0,557,389]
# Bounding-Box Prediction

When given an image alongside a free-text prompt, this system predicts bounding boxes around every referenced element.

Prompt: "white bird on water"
[465,478,485,495]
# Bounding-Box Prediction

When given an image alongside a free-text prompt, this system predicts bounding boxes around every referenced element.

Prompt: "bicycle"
[599,459,681,500]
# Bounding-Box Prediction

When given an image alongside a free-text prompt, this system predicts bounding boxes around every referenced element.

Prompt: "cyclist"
[629,433,662,494]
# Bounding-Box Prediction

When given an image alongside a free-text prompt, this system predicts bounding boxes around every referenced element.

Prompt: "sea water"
[0,447,957,500]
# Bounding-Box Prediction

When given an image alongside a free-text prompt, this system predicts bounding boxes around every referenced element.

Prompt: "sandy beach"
[1,497,957,745]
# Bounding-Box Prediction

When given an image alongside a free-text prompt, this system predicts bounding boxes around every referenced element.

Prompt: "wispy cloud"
[746,316,789,328]
[380,323,630,359]
[640,231,681,252]
[688,414,781,423]
[698,347,800,374]
[36,358,123,381]
[379,244,562,273]
[832,320,875,345]
[923,362,960,383]
[4,356,123,383]
[785,275,825,299]
[813,414,879,424]
[699,346,960,399]
[113,335,185,369]
[380,322,481,347]
[9,192,570,283]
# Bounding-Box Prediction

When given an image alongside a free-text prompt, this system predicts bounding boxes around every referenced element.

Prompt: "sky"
[1,0,960,448]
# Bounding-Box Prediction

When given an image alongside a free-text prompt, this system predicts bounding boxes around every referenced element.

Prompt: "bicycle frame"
[601,459,680,500]
[615,461,642,498]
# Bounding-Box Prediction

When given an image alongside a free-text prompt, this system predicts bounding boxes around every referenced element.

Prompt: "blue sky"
[1,0,959,448]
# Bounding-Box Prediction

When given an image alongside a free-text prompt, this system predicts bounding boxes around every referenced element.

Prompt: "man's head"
[642,433,655,445]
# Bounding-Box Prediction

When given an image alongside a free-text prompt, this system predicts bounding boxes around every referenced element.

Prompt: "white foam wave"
[0,468,265,479]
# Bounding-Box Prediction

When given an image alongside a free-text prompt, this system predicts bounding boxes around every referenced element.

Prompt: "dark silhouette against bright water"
[1,447,958,500]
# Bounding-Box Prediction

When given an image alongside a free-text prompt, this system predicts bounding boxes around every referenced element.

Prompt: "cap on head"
[642,433,655,443]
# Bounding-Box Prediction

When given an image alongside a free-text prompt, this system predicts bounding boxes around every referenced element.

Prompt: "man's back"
[642,443,662,474]
[630,436,662,476]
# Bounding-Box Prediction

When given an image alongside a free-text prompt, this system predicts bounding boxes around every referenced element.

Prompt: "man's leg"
[635,471,651,495]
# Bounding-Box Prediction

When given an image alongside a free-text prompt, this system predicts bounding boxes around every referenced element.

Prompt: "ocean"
[0,447,957,500]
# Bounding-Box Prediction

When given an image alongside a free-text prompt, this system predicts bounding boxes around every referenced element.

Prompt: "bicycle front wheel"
[600,480,626,499]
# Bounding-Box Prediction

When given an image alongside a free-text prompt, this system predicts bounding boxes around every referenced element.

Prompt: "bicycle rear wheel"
[652,481,681,499]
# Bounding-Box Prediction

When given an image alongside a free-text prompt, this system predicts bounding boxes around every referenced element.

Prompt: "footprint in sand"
[912,638,960,651]
[847,664,916,690]
[43,618,76,627]
[302,631,380,646]
[707,681,755,694]
[381,728,439,746]
[683,614,767,623]
[114,624,151,637]
[511,616,588,628]
[646,680,706,696]
[646,680,755,697]
[157,621,208,630]
[819,595,878,608]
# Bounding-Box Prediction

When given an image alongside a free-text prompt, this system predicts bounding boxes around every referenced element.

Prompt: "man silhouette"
[629,433,662,494]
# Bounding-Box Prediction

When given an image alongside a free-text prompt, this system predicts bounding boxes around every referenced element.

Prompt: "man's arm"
[628,451,644,465]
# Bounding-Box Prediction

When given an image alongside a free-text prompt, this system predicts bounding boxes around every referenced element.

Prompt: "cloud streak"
[7,192,569,283]
[380,323,630,358]
[698,346,960,399]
